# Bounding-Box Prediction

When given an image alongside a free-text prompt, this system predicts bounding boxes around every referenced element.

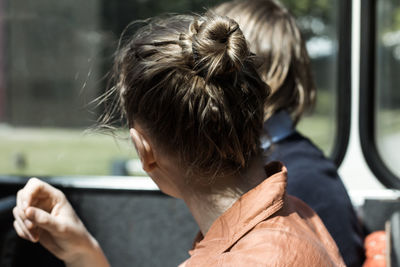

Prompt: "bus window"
[375,0,400,179]
[360,0,400,189]
[0,0,347,178]
[281,0,350,164]
[0,0,225,177]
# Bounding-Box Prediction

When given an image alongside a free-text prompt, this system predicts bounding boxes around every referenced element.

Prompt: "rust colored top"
[180,162,345,267]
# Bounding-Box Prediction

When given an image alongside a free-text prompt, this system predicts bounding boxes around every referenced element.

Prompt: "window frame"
[330,0,352,166]
[0,175,160,191]
[359,0,400,189]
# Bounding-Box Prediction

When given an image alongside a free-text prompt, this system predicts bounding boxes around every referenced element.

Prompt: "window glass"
[375,0,400,177]
[282,0,339,155]
[0,0,225,176]
[0,0,339,176]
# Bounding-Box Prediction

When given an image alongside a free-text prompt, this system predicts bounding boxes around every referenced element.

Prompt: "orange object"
[363,231,386,267]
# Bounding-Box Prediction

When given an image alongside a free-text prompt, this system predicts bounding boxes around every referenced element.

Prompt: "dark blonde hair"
[213,0,316,123]
[101,14,269,179]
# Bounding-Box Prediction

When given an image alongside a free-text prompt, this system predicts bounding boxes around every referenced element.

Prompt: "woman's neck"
[181,156,267,235]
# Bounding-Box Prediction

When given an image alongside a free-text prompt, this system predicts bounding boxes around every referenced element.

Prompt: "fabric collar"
[260,110,294,150]
[189,161,287,256]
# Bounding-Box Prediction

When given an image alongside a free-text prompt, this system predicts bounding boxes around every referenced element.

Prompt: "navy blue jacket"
[266,132,365,267]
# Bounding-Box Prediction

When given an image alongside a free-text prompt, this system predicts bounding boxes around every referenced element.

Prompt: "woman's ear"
[130,128,157,172]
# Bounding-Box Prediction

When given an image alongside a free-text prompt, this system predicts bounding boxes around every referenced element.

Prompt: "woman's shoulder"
[268,133,365,267]
[222,196,345,266]
[183,209,345,267]
[268,132,352,212]
[266,131,340,187]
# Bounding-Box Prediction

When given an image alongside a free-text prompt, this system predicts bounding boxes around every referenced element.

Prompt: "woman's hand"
[13,178,110,267]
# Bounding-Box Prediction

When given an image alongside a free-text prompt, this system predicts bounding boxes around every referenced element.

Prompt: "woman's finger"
[12,205,26,221]
[13,220,27,239]
[16,190,24,210]
[13,217,37,242]
[13,207,28,231]
[17,178,41,209]
[25,206,61,234]
[13,206,39,241]
[12,206,35,230]
[20,178,49,206]
[19,178,63,212]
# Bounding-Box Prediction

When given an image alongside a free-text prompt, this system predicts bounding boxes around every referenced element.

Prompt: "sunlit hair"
[213,0,316,123]
[99,14,269,180]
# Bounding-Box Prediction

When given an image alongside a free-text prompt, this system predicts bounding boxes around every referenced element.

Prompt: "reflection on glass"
[282,0,338,155]
[376,0,400,177]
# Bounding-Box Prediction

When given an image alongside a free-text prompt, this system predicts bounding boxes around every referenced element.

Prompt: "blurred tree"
[282,0,334,40]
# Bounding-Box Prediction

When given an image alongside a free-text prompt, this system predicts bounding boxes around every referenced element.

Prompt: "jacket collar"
[260,110,294,150]
[190,161,287,256]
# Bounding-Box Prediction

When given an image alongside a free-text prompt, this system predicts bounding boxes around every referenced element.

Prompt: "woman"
[213,1,364,266]
[12,13,344,266]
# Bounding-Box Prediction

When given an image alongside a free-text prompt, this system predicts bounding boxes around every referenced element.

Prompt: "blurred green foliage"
[0,128,135,176]
[284,0,330,17]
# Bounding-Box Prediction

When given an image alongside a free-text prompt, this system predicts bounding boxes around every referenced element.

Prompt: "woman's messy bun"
[100,13,269,181]
[189,16,249,81]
